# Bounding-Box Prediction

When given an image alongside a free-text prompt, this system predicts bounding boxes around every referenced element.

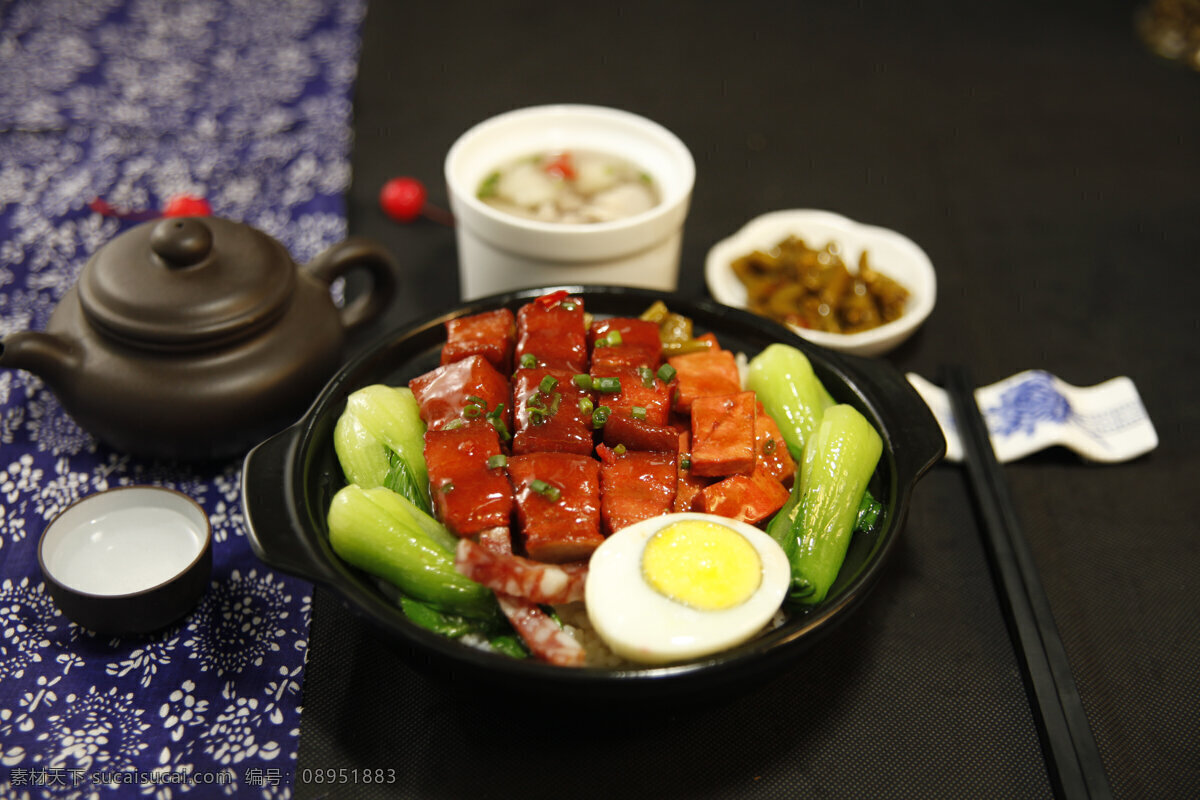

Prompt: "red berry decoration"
[379,177,427,223]
[162,194,212,217]
[379,176,454,226]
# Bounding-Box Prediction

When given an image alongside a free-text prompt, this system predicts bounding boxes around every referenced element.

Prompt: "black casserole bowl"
[243,286,944,700]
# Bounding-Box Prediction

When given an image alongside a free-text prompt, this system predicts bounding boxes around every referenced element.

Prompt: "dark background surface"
[298,1,1199,797]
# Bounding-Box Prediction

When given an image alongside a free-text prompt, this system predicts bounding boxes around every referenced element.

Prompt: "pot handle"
[242,424,338,584]
[304,237,399,332]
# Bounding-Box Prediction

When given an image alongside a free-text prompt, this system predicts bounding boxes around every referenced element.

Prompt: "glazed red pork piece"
[673,430,709,513]
[754,401,797,484]
[511,367,595,456]
[441,308,516,373]
[598,448,677,534]
[588,317,662,370]
[689,391,758,477]
[423,424,513,537]
[507,452,603,563]
[701,468,790,525]
[514,292,588,373]
[667,346,741,413]
[410,355,512,433]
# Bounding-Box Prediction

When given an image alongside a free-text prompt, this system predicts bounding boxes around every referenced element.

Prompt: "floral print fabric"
[0,1,365,796]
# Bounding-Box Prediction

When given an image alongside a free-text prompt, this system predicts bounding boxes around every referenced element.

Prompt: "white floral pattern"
[0,1,366,796]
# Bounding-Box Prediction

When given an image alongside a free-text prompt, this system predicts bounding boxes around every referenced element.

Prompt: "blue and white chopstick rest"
[907,370,1158,464]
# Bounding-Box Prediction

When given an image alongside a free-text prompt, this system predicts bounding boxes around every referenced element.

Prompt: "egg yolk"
[641,520,763,611]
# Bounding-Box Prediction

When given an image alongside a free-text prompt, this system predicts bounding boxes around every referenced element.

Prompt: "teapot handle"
[304,237,399,332]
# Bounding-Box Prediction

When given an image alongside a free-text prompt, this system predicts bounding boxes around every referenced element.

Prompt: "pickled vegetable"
[731,236,908,333]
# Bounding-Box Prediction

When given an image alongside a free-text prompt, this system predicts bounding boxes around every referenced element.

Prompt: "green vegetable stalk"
[767,404,883,604]
[327,484,498,621]
[334,385,430,512]
[746,343,835,460]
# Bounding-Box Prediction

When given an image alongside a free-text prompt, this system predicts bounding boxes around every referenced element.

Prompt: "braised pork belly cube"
[409,355,511,434]
[701,468,790,525]
[667,347,741,414]
[599,449,677,534]
[588,317,662,370]
[424,424,513,537]
[511,367,594,456]
[690,391,757,477]
[441,308,516,373]
[673,430,710,513]
[508,452,603,563]
[514,293,588,373]
[601,412,680,453]
[589,364,673,426]
[755,401,797,484]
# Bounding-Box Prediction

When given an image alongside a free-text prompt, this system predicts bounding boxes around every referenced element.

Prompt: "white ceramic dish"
[705,209,936,357]
[445,104,695,300]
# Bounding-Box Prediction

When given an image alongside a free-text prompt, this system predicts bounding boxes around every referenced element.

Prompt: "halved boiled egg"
[585,512,790,664]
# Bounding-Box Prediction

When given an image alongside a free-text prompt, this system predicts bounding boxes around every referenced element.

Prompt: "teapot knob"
[150,218,213,267]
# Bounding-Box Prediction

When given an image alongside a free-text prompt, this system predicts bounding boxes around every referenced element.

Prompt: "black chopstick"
[943,365,1112,800]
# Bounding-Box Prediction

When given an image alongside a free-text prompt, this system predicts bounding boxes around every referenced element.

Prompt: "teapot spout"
[0,331,82,385]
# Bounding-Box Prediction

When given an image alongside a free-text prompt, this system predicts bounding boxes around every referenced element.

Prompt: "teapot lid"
[77,217,297,350]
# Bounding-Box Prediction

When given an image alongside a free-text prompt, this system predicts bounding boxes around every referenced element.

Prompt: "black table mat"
[295,1,1200,797]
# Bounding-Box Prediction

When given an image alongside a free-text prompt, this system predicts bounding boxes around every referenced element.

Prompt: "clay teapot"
[0,215,398,460]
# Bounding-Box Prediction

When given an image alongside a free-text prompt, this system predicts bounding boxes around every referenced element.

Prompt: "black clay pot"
[242,286,945,701]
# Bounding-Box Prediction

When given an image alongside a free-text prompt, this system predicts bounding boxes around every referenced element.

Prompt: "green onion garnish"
[520,353,538,368]
[539,375,558,394]
[592,405,611,428]
[657,364,677,382]
[631,406,647,421]
[487,454,508,469]
[592,376,621,393]
[529,479,561,502]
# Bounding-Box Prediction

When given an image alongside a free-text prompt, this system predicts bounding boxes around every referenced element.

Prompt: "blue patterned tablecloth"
[0,1,366,796]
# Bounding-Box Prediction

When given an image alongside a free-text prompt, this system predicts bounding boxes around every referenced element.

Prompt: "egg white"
[584,512,790,664]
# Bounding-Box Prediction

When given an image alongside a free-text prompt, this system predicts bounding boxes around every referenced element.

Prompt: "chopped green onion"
[763,438,777,455]
[477,171,501,198]
[572,374,593,390]
[526,392,546,410]
[561,300,578,311]
[613,444,627,455]
[529,479,561,502]
[487,454,508,469]
[631,406,647,421]
[592,405,611,428]
[680,456,691,470]
[539,375,559,394]
[462,404,484,419]
[637,366,655,388]
[595,330,623,348]
[657,364,677,383]
[528,408,548,426]
[578,397,594,416]
[443,418,466,430]
[487,404,511,441]
[520,353,538,368]
[547,392,562,415]
[592,376,622,393]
